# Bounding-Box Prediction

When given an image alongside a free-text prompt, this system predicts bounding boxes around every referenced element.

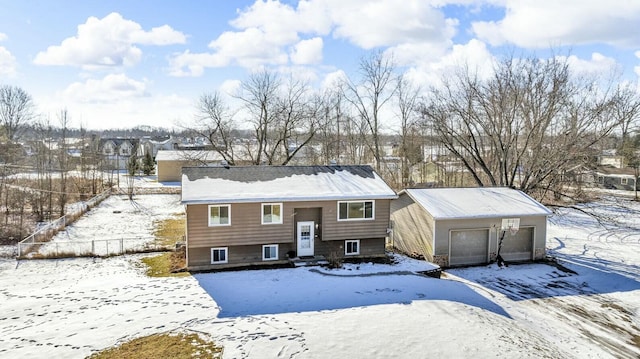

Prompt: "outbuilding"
[390,187,552,267]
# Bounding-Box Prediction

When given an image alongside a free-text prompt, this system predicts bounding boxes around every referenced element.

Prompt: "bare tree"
[57,109,70,216]
[611,83,640,152]
[234,71,317,165]
[235,71,281,165]
[195,92,237,165]
[343,51,398,171]
[395,74,422,187]
[269,76,318,165]
[0,85,35,141]
[422,55,618,202]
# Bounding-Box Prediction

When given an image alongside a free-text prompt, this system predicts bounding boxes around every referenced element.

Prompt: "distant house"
[593,167,638,191]
[181,165,397,271]
[156,150,224,182]
[98,138,139,170]
[138,135,179,159]
[390,187,551,268]
[597,151,625,169]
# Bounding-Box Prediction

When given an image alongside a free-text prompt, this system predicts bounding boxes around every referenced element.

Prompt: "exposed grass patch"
[154,215,185,246]
[87,332,223,359]
[141,252,189,277]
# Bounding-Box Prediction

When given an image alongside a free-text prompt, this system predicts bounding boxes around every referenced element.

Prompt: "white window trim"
[337,200,375,221]
[345,240,360,255]
[211,247,228,264]
[621,178,628,185]
[261,203,283,225]
[208,204,231,227]
[262,244,279,261]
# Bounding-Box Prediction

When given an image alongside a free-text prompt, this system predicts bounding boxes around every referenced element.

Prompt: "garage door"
[449,229,489,266]
[500,227,533,262]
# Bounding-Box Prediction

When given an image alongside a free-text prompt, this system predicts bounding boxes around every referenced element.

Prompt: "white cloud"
[321,70,347,90]
[560,53,619,77]
[403,39,496,91]
[62,73,148,104]
[290,37,323,65]
[0,33,7,42]
[34,12,186,69]
[472,0,640,48]
[168,51,226,77]
[0,46,17,77]
[169,0,458,76]
[219,79,242,97]
[39,75,192,129]
[327,0,455,49]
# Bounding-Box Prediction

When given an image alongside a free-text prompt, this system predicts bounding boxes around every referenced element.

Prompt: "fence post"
[17,243,21,257]
[92,240,95,256]
[106,241,109,256]
[120,238,123,254]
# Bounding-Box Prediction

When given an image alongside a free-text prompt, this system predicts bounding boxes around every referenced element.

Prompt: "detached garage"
[390,187,552,267]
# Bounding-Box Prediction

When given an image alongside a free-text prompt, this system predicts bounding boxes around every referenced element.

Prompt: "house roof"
[181,165,397,204]
[155,150,223,162]
[402,187,552,220]
[595,166,637,177]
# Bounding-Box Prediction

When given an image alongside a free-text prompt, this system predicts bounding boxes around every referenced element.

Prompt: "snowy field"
[0,193,639,358]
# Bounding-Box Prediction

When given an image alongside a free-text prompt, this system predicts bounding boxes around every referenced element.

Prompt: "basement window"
[345,240,360,255]
[262,244,279,261]
[211,247,228,264]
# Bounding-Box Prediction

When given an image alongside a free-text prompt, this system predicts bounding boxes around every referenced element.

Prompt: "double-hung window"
[338,201,374,221]
[211,247,228,264]
[262,203,283,224]
[262,244,279,261]
[208,205,231,226]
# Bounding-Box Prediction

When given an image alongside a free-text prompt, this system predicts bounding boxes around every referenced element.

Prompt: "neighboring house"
[593,167,638,191]
[181,165,397,271]
[138,135,179,158]
[390,187,551,268]
[98,138,139,169]
[597,150,625,169]
[156,150,224,182]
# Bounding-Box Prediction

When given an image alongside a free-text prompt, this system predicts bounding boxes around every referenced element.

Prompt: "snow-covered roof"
[181,165,398,204]
[155,150,223,162]
[404,187,552,220]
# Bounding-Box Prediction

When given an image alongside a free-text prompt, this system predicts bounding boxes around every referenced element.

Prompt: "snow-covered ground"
[1,194,639,358]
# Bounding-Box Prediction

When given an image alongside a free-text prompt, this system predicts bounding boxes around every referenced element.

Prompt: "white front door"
[297,221,315,257]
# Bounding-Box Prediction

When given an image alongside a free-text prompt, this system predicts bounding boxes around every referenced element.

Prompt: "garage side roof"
[404,187,552,220]
[182,165,398,204]
[155,150,222,162]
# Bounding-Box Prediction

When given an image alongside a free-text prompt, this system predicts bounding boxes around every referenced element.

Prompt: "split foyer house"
[390,187,551,268]
[181,165,398,270]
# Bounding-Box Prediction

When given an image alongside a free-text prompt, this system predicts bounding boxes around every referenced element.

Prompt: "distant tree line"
[1,49,640,241]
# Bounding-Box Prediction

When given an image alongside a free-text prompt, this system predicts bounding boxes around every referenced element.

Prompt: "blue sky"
[0,0,639,130]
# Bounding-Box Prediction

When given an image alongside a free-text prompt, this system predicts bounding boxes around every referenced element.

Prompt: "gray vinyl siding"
[322,199,391,241]
[389,192,435,261]
[186,199,391,247]
[185,199,392,269]
[186,202,295,248]
[187,243,296,269]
